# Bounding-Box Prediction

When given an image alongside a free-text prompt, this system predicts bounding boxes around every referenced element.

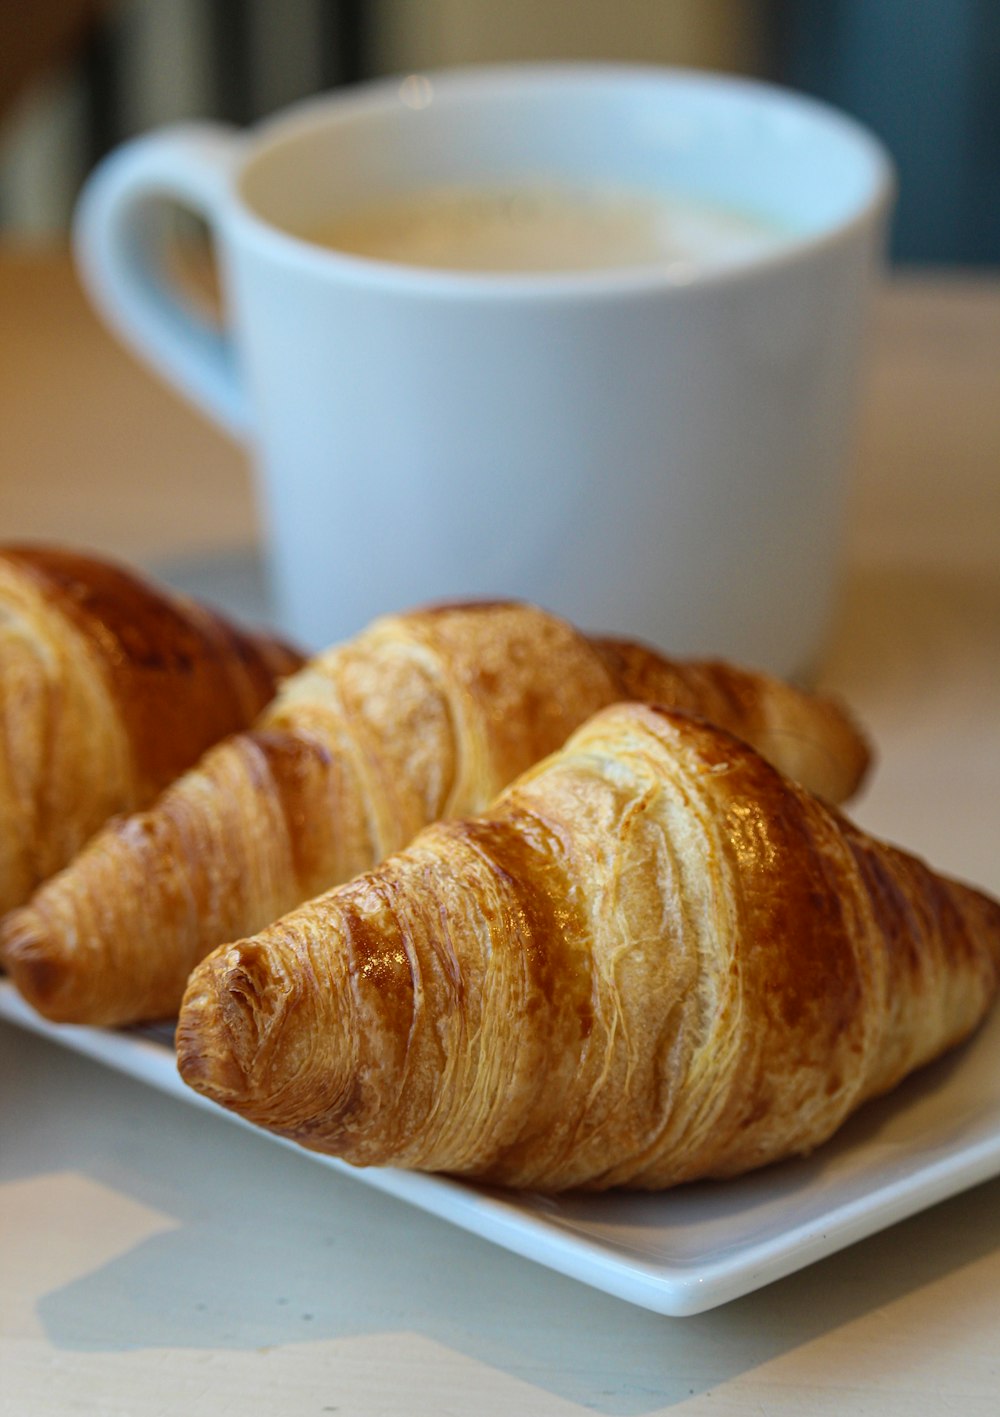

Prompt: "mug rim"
[227,61,896,300]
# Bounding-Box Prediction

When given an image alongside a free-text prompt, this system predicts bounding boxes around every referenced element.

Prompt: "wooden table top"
[2,245,999,1416]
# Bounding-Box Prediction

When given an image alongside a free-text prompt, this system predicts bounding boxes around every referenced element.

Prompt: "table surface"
[2,246,999,1416]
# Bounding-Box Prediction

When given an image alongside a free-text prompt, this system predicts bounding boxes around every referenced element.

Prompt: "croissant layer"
[177,705,1000,1192]
[2,601,868,1025]
[0,544,301,914]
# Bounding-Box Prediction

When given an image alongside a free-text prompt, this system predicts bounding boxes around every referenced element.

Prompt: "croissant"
[2,601,868,1026]
[176,703,1000,1192]
[0,544,301,914]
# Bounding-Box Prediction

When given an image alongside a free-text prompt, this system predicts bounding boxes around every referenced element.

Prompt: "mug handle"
[73,122,251,440]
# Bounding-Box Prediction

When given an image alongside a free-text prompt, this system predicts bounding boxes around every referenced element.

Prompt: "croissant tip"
[177,930,364,1152]
[177,944,275,1105]
[1,910,78,1021]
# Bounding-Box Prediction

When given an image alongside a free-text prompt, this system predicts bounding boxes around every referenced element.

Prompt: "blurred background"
[1,0,998,266]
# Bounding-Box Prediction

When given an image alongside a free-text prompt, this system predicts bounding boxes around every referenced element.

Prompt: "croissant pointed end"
[959,880,1000,979]
[177,917,383,1162]
[176,945,271,1107]
[2,909,86,1023]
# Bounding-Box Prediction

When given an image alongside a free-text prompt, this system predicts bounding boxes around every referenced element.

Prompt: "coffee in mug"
[299,183,791,276]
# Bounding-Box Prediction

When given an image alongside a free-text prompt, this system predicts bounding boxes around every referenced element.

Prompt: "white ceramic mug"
[74,64,892,671]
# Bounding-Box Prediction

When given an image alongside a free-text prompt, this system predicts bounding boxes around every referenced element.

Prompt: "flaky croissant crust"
[0,544,300,913]
[2,601,869,1026]
[177,704,1000,1192]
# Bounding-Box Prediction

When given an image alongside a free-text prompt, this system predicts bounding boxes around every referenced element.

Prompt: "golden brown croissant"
[1,601,868,1026]
[176,703,1000,1192]
[0,544,301,914]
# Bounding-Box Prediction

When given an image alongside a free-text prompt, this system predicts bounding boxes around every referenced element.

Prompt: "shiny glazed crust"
[2,600,868,1025]
[0,545,301,914]
[176,704,1000,1192]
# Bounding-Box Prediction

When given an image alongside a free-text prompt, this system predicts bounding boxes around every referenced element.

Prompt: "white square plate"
[4,978,1000,1317]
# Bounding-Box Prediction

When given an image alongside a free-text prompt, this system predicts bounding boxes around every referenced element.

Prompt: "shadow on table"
[5,1025,1000,1415]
